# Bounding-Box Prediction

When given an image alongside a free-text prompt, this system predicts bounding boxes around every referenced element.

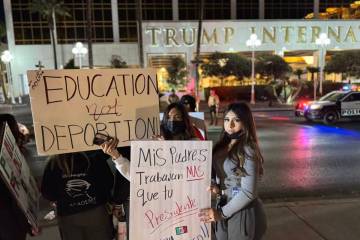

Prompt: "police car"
[301,90,360,124]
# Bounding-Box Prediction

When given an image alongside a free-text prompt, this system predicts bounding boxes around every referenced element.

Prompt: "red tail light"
[298,101,309,110]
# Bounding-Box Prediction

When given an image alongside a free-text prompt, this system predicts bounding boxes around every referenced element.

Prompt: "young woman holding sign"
[199,102,267,240]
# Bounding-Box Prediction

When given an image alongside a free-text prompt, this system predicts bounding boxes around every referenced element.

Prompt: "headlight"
[310,104,322,110]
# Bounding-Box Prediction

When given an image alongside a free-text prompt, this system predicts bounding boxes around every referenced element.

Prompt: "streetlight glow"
[1,50,15,103]
[1,50,13,63]
[246,33,261,104]
[72,42,88,68]
[315,32,331,97]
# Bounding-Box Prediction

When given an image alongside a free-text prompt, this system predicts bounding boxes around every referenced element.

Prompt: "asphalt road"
[3,104,360,200]
[208,111,360,200]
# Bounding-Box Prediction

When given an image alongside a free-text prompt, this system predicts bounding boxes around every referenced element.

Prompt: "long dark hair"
[213,102,264,176]
[161,102,195,140]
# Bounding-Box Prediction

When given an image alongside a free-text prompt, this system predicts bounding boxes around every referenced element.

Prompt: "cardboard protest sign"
[130,140,212,240]
[27,68,160,155]
[0,123,40,228]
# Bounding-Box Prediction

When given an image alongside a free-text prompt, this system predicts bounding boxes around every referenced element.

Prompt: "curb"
[263,196,360,208]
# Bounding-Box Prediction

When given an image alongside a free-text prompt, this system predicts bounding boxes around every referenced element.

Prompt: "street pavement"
[28,197,360,240]
[2,101,360,239]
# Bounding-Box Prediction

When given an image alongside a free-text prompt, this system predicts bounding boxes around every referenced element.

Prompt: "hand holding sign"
[100,138,121,160]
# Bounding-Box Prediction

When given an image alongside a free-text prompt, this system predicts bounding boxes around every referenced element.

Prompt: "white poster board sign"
[0,123,40,228]
[27,68,160,155]
[130,140,212,240]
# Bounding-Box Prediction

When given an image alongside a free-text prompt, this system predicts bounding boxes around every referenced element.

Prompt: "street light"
[246,33,261,104]
[1,50,15,104]
[315,33,330,96]
[72,42,88,69]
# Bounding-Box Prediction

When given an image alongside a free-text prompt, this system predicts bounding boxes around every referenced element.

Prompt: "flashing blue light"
[342,85,350,91]
[315,125,360,139]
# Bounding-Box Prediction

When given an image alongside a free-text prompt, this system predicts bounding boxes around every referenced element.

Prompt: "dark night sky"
[0,0,4,23]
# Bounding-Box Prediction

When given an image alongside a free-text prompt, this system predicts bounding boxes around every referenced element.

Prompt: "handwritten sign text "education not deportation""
[27,68,160,155]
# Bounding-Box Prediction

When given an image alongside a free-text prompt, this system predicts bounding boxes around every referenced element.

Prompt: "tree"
[293,68,304,81]
[255,54,292,81]
[0,22,9,103]
[201,52,251,86]
[63,58,78,69]
[110,55,127,68]
[166,56,188,89]
[256,54,292,104]
[30,0,70,69]
[136,0,144,67]
[325,50,360,80]
[87,0,93,68]
[306,66,319,83]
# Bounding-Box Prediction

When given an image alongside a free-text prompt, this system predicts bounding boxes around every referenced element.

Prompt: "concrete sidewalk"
[28,197,360,240]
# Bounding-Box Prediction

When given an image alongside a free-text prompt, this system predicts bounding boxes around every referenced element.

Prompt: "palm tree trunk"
[87,0,93,68]
[136,0,144,67]
[194,0,204,97]
[50,10,58,69]
[0,70,9,103]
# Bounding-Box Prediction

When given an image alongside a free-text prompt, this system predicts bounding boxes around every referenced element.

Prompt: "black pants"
[209,105,217,125]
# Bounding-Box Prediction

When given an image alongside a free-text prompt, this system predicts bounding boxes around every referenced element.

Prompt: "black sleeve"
[111,146,131,204]
[93,154,115,194]
[41,160,58,202]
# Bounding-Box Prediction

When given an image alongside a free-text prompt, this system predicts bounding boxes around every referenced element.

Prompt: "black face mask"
[166,121,186,134]
[226,130,245,139]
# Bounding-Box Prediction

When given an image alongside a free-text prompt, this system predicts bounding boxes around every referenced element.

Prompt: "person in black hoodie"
[41,151,114,240]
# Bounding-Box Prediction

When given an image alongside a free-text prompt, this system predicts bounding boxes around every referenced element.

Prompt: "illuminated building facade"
[2,0,360,96]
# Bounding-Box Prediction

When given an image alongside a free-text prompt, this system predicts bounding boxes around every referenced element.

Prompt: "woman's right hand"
[100,138,121,160]
[152,135,164,140]
[207,184,220,196]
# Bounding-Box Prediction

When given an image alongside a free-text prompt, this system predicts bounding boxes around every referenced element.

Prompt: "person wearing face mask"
[160,102,199,140]
[199,102,267,240]
[100,102,200,181]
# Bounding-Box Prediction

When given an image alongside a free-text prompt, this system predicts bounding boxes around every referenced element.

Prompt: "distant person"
[208,89,220,125]
[0,114,40,240]
[168,88,179,104]
[41,151,114,240]
[180,94,206,140]
[199,102,267,240]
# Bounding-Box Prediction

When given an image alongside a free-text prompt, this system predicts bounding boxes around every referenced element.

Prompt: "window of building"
[265,0,314,19]
[320,0,354,10]
[179,0,231,20]
[12,0,113,45]
[57,0,113,44]
[237,0,259,19]
[142,0,172,20]
[12,0,50,44]
[319,0,355,19]
[118,0,137,42]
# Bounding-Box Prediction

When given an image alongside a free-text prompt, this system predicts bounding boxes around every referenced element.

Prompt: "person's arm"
[221,156,258,218]
[100,138,130,181]
[112,155,130,181]
[41,160,58,202]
